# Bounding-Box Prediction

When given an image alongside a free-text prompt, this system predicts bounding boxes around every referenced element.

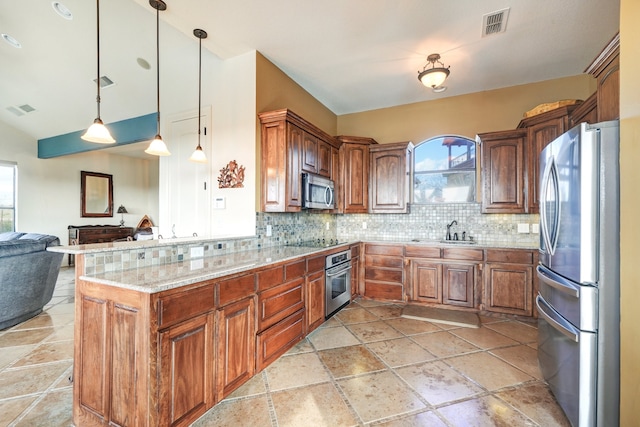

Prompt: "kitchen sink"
[439,239,476,245]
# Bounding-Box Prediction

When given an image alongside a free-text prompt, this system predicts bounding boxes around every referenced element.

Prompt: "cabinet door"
[597,52,619,121]
[159,313,214,426]
[341,143,370,213]
[442,263,475,308]
[302,132,318,174]
[317,139,332,178]
[526,116,567,213]
[479,130,526,214]
[410,259,442,303]
[484,263,533,316]
[369,142,413,213]
[287,124,304,210]
[306,270,325,333]
[216,297,255,400]
[351,256,360,297]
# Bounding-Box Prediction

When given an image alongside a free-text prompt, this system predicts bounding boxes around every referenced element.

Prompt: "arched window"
[413,135,476,204]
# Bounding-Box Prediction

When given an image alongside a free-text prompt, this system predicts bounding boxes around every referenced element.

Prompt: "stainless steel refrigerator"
[537,120,619,427]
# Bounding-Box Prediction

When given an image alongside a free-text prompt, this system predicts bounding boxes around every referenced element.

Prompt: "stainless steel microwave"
[302,173,335,210]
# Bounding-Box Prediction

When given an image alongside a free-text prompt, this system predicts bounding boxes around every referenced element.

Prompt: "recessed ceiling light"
[2,33,22,49]
[52,2,73,20]
[433,86,447,93]
[136,57,151,70]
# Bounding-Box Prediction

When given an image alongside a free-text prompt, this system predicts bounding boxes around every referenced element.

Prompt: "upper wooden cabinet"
[336,136,378,214]
[478,129,527,214]
[570,92,598,127]
[369,141,414,213]
[585,32,619,122]
[258,109,340,212]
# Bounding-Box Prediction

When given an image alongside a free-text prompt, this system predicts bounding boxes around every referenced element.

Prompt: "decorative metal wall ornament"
[217,160,245,188]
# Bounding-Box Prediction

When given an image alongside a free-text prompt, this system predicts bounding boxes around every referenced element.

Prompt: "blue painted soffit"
[37,113,157,159]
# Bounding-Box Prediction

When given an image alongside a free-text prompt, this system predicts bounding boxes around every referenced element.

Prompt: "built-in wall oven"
[325,249,352,318]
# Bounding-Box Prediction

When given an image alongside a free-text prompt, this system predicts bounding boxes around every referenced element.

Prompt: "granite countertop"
[47,235,219,255]
[364,238,539,250]
[79,244,351,294]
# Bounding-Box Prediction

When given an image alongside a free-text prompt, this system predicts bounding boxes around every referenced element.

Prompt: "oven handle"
[535,294,579,342]
[326,264,352,277]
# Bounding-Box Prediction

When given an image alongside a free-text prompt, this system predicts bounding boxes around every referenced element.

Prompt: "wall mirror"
[81,171,113,217]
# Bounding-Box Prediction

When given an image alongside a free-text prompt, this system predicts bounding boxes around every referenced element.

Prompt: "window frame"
[0,161,17,232]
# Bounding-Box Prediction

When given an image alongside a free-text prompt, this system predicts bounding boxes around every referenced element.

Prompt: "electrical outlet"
[325,222,330,231]
[266,225,272,237]
[531,223,540,234]
[517,223,530,234]
[190,246,204,258]
[362,221,367,230]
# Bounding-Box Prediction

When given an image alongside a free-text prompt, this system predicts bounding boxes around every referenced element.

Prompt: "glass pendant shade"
[82,118,115,143]
[189,145,207,163]
[145,134,171,156]
[418,68,450,88]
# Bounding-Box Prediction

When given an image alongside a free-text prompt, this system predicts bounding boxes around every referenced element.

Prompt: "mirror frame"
[81,171,113,217]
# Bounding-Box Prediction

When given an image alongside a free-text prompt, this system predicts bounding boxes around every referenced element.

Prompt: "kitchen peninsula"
[51,236,537,426]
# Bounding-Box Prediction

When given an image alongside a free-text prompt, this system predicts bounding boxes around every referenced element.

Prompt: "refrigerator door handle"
[540,158,561,256]
[536,295,579,342]
[536,265,579,298]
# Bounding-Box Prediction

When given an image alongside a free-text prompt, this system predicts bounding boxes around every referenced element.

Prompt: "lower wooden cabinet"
[306,270,325,333]
[216,297,255,401]
[442,263,476,308]
[363,244,404,301]
[159,313,215,426]
[256,309,305,371]
[410,259,442,303]
[484,249,535,316]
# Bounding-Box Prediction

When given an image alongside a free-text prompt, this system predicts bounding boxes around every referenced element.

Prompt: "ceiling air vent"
[93,75,115,88]
[6,104,36,116]
[482,8,510,37]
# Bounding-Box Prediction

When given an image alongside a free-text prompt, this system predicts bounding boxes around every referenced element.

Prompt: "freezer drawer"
[537,265,597,332]
[537,295,596,427]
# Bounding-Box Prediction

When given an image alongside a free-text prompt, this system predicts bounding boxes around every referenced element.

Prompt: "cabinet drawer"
[365,255,403,269]
[485,249,533,264]
[364,281,403,301]
[217,274,256,306]
[404,245,441,259]
[307,255,325,273]
[258,277,305,331]
[256,309,305,371]
[285,259,306,281]
[365,244,403,256]
[364,268,403,284]
[158,284,215,327]
[442,247,483,261]
[256,266,284,292]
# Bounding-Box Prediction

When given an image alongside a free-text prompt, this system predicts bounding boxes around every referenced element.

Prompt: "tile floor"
[0,267,571,427]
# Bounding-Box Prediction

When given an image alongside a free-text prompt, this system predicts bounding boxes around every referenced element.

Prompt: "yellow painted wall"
[619,1,639,424]
[337,75,595,144]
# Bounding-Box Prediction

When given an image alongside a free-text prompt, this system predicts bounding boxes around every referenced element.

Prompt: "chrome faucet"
[446,220,457,240]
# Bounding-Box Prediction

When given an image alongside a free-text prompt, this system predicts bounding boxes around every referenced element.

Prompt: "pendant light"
[81,0,115,144]
[418,53,450,90]
[145,0,171,156]
[189,29,208,163]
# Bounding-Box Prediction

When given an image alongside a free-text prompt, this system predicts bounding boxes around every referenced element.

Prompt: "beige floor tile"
[0,344,36,370]
[366,338,435,367]
[271,382,359,427]
[374,410,448,427]
[265,352,331,391]
[396,360,484,405]
[0,362,71,399]
[43,303,75,316]
[284,337,315,355]
[339,370,426,423]
[496,382,572,427]
[43,324,75,343]
[446,352,533,391]
[50,365,74,390]
[384,317,442,335]
[365,305,404,319]
[353,298,388,308]
[10,313,74,331]
[450,326,519,349]
[0,328,54,348]
[0,395,37,426]
[411,331,480,358]
[335,307,380,324]
[318,345,385,378]
[12,341,74,367]
[346,321,403,343]
[490,344,542,379]
[14,387,73,427]
[223,371,266,399]
[484,320,538,343]
[192,395,272,426]
[308,325,360,350]
[319,316,342,328]
[437,395,536,426]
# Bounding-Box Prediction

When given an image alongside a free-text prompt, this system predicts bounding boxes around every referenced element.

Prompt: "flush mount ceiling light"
[81,0,115,144]
[418,53,450,90]
[2,33,22,49]
[145,0,171,156]
[52,1,73,20]
[189,28,208,163]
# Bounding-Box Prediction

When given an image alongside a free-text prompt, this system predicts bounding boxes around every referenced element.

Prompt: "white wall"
[0,120,159,264]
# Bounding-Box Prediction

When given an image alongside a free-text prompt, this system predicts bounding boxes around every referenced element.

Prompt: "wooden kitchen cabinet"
[350,243,361,297]
[369,141,413,213]
[363,243,404,301]
[586,32,619,122]
[570,92,598,127]
[410,259,442,303]
[336,136,377,213]
[478,129,527,214]
[259,109,340,212]
[442,263,476,308]
[306,253,326,332]
[484,249,534,317]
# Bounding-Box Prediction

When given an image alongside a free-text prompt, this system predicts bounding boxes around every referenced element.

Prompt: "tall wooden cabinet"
[369,141,414,213]
[336,136,377,213]
[585,33,619,122]
[258,109,340,212]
